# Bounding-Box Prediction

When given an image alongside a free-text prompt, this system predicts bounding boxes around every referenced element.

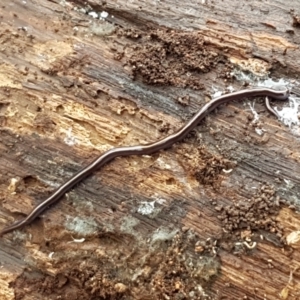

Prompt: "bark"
[0,0,300,299]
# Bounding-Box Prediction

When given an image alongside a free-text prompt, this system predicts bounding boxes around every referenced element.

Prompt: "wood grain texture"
[0,0,300,299]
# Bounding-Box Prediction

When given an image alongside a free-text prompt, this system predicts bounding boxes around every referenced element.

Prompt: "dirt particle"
[123,28,222,90]
[177,145,234,188]
[219,185,285,242]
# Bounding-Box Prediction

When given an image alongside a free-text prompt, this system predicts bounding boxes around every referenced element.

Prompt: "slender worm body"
[0,88,289,236]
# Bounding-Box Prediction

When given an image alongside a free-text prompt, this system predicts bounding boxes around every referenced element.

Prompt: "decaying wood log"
[1,0,300,299]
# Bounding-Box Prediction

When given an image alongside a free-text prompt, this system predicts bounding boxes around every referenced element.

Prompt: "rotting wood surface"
[0,0,300,299]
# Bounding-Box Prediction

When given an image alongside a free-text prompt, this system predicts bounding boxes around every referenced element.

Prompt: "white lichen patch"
[211,85,223,98]
[91,22,116,36]
[137,201,156,215]
[120,216,140,235]
[64,216,98,235]
[230,74,300,133]
[151,228,178,244]
[71,194,94,213]
[258,78,300,132]
[183,255,219,281]
[275,96,299,127]
[258,77,291,88]
[137,195,166,216]
[63,127,77,146]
